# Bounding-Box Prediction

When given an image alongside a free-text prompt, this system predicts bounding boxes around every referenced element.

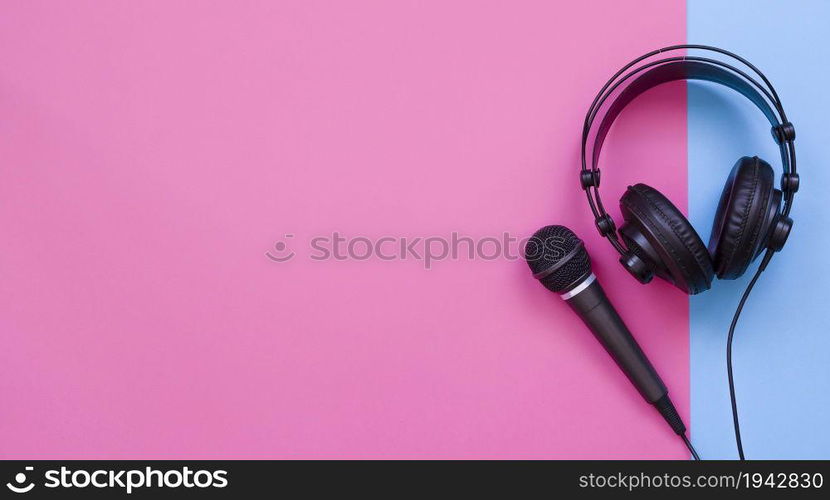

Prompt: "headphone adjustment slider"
[781,172,799,193]
[771,122,795,144]
[595,214,616,236]
[580,169,600,190]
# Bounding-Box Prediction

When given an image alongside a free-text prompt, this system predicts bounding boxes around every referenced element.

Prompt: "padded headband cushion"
[620,184,714,294]
[591,61,788,173]
[708,156,775,279]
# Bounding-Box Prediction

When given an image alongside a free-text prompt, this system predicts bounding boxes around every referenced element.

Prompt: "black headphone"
[578,45,801,459]
[581,45,798,295]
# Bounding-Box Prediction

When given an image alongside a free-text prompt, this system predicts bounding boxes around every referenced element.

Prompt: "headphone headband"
[590,60,788,172]
[580,46,797,257]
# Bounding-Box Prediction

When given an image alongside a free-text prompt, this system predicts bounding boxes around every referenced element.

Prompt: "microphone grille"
[525,225,591,292]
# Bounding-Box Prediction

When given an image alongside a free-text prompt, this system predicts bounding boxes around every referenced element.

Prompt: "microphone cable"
[682,434,701,460]
[726,250,774,460]
[654,394,701,460]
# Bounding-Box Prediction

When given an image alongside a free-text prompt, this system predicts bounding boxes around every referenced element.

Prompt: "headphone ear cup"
[708,156,779,279]
[620,184,714,295]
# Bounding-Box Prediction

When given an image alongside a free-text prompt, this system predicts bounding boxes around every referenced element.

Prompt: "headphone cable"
[726,251,774,460]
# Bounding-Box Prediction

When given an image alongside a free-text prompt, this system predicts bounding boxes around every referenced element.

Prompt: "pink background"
[0,1,688,458]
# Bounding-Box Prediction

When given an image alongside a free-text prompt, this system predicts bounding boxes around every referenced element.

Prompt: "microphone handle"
[564,276,687,435]
[564,277,667,404]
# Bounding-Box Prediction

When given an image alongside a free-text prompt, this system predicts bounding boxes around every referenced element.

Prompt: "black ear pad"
[708,156,779,279]
[620,184,714,294]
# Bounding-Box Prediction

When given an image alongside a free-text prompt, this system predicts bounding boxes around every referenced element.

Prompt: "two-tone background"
[1,0,827,459]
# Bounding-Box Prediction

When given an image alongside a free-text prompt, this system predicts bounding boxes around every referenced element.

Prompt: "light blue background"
[688,0,830,458]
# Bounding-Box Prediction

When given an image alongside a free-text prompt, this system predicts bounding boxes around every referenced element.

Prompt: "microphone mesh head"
[525,225,591,292]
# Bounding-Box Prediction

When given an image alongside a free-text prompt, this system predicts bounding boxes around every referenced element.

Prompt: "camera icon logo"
[265,234,295,262]
[6,466,35,494]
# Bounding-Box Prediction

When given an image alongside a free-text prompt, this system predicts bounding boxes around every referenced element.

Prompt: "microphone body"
[525,225,687,439]
[562,274,666,404]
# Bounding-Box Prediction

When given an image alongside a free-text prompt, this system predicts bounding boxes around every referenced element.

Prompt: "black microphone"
[525,225,694,452]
